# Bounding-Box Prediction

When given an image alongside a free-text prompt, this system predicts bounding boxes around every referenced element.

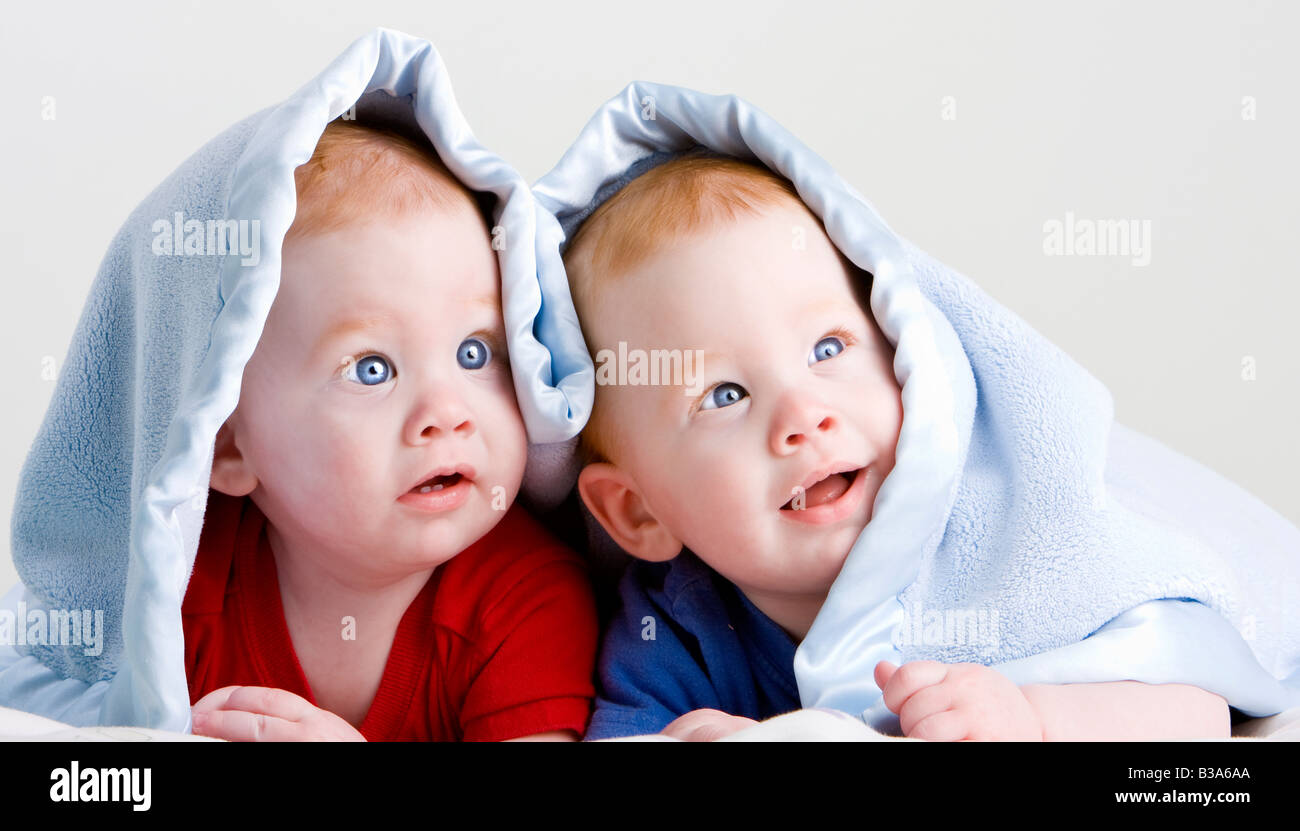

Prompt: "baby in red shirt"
[182,120,598,741]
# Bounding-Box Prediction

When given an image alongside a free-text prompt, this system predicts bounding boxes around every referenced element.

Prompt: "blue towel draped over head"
[532,81,1300,730]
[1,28,593,732]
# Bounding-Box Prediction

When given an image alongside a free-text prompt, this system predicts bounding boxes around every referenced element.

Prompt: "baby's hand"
[661,708,760,742]
[875,660,1043,741]
[191,685,366,742]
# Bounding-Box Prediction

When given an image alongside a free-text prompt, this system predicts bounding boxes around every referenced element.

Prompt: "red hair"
[287,119,485,240]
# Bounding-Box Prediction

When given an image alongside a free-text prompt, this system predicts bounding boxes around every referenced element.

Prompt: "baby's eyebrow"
[799,298,857,322]
[468,294,502,314]
[465,296,508,354]
[466,295,507,337]
[313,313,399,354]
[313,296,504,355]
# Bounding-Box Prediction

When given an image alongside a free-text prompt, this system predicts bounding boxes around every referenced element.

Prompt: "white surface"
[5,704,1293,742]
[0,706,219,741]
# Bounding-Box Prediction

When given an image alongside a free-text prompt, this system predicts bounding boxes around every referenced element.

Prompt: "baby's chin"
[781,516,869,584]
[402,487,508,534]
[694,523,862,598]
[333,489,515,574]
[385,513,498,570]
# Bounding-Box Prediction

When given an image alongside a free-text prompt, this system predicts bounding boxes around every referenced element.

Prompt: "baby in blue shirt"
[564,152,1230,741]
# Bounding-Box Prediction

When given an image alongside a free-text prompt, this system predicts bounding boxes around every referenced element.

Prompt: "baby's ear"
[577,463,681,563]
[209,415,259,497]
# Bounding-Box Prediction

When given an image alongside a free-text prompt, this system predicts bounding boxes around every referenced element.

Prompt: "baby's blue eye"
[348,355,393,386]
[457,337,491,370]
[810,336,845,365]
[700,382,749,411]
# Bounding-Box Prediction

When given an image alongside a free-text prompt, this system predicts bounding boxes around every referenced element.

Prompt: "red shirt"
[182,490,598,741]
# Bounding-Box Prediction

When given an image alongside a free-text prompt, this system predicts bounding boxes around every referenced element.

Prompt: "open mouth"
[781,467,862,511]
[410,472,465,494]
[398,466,476,514]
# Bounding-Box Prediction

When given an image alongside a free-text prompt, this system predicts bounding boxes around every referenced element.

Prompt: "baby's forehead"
[607,208,864,310]
[275,214,503,328]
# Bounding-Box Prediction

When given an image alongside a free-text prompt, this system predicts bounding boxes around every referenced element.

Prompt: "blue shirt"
[585,551,802,740]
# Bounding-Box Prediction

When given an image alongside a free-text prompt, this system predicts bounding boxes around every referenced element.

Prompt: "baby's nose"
[770,396,838,455]
[405,391,475,444]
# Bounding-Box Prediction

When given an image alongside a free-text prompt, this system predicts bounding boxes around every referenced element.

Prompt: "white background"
[2,0,1297,591]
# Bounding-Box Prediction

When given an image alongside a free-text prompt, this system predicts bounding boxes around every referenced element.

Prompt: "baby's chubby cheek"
[278,416,391,508]
[481,405,530,491]
[653,443,768,552]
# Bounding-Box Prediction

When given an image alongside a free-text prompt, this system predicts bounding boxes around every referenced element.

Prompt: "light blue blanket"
[533,81,1300,729]
[0,28,593,732]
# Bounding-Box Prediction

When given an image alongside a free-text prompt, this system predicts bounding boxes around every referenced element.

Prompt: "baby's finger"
[191,685,246,716]
[191,708,306,742]
[873,660,898,691]
[682,716,757,742]
[897,682,953,736]
[662,709,738,740]
[880,660,949,715]
[215,686,318,723]
[907,709,968,742]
